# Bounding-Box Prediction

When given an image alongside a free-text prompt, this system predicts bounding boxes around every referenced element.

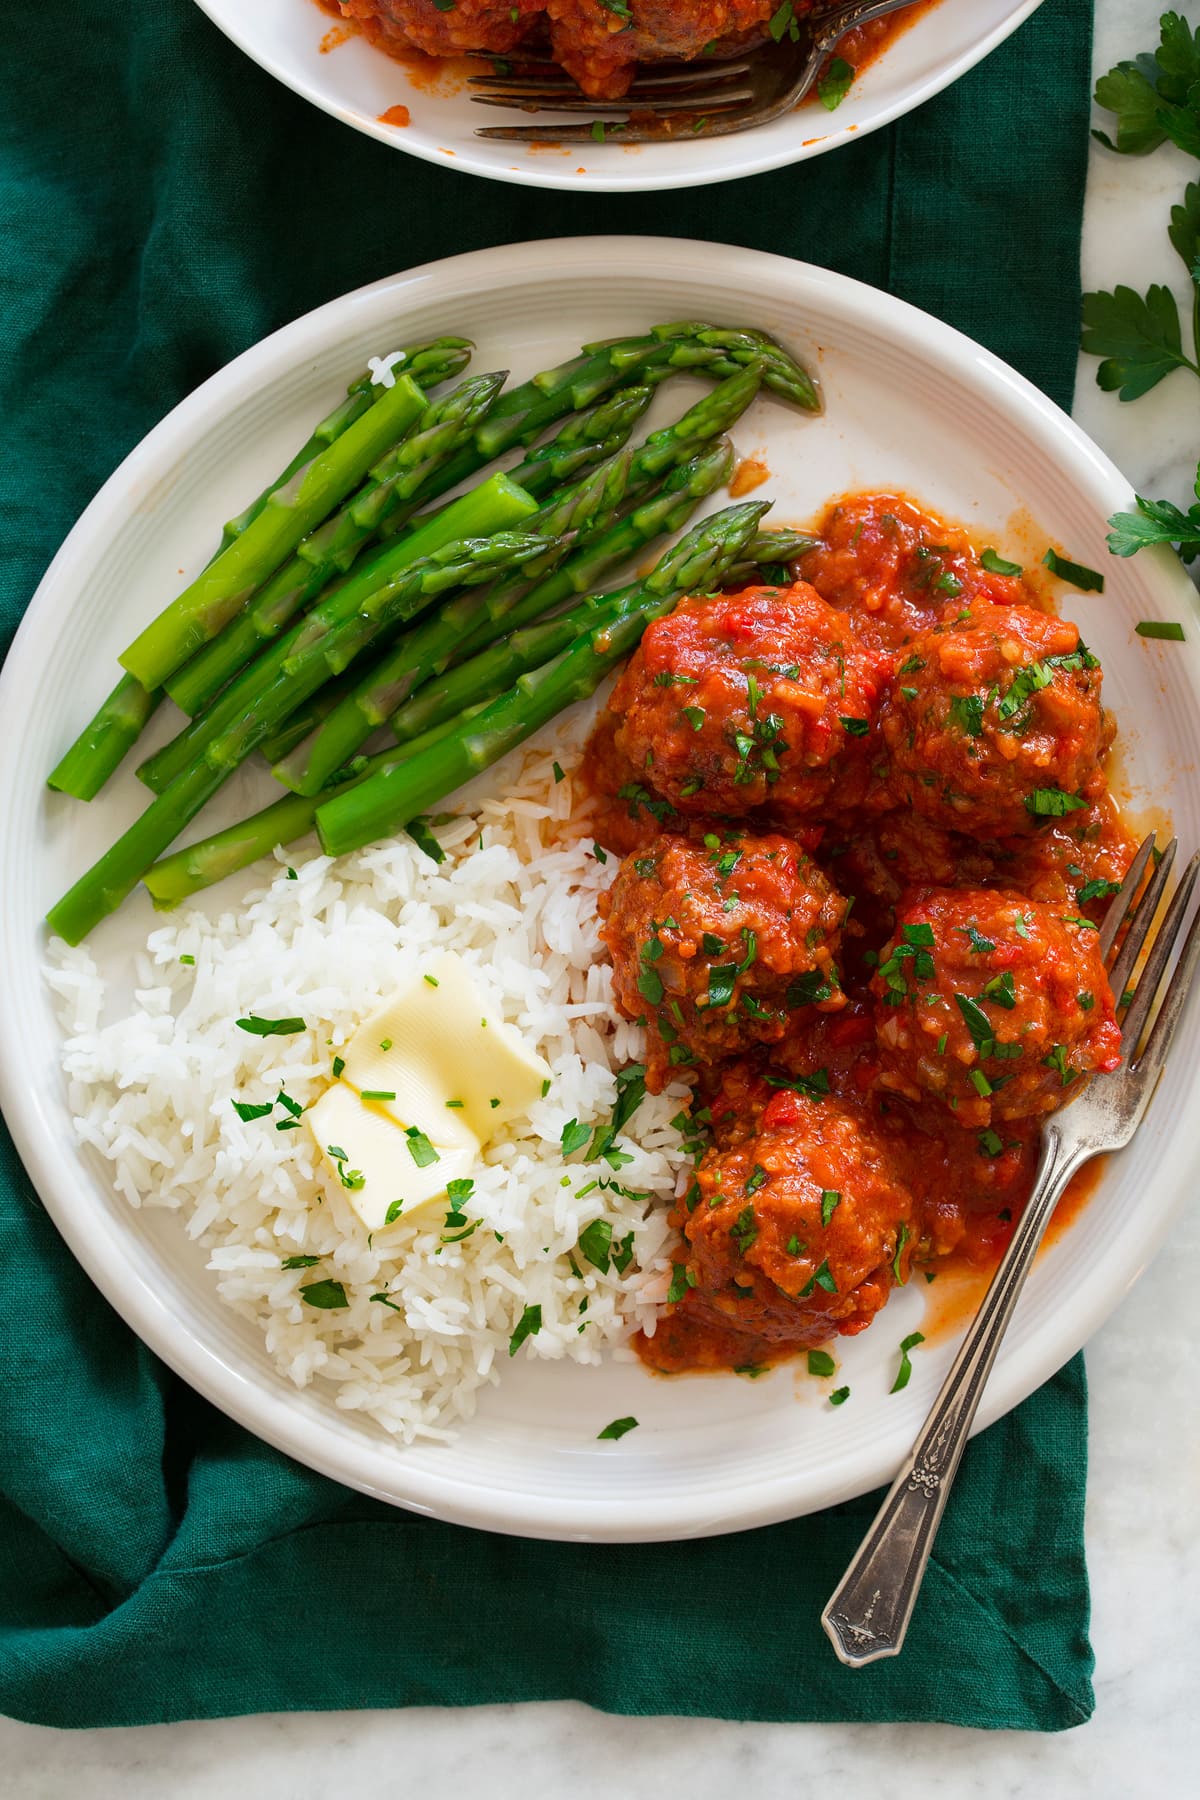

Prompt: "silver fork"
[822,833,1200,1668]
[471,0,920,146]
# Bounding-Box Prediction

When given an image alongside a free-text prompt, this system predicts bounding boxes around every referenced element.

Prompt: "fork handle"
[821,1122,1088,1667]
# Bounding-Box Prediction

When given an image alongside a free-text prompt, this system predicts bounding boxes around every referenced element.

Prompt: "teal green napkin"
[0,0,1095,1730]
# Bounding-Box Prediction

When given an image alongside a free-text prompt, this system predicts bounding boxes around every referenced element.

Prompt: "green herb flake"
[404,1127,439,1169]
[981,547,1023,577]
[829,1385,851,1406]
[597,1415,638,1440]
[561,1118,591,1158]
[821,1189,841,1227]
[300,1279,349,1310]
[578,1217,613,1274]
[1042,547,1105,592]
[1135,619,1186,640]
[508,1303,542,1357]
[236,1015,306,1037]
[807,1349,836,1377]
[890,1330,926,1393]
[232,1100,274,1123]
[281,1254,320,1270]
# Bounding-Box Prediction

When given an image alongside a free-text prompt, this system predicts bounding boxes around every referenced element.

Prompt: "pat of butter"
[304,953,549,1236]
[305,1080,475,1234]
[340,953,551,1144]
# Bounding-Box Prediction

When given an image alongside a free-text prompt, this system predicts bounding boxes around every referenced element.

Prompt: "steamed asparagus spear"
[390,321,818,513]
[142,709,479,908]
[218,338,472,552]
[137,470,537,795]
[164,369,509,718]
[45,341,473,802]
[315,502,771,860]
[47,529,558,946]
[120,371,429,690]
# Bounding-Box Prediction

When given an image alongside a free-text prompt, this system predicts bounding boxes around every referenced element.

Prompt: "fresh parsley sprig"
[1085,13,1200,584]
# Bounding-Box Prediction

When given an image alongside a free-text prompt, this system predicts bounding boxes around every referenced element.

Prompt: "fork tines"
[1101,834,1200,1080]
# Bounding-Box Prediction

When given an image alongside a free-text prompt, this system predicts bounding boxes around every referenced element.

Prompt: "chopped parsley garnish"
[667,1263,691,1304]
[578,1217,613,1273]
[404,1127,439,1169]
[236,1015,306,1037]
[890,1330,926,1393]
[383,1199,405,1225]
[978,1128,1005,1159]
[370,1291,403,1313]
[597,1416,638,1440]
[981,969,1016,1009]
[817,54,854,111]
[682,705,706,731]
[787,969,835,1007]
[405,817,447,865]
[704,963,738,1010]
[829,1386,851,1406]
[552,761,565,782]
[1077,877,1121,903]
[701,932,726,956]
[839,715,870,737]
[300,1279,349,1310]
[588,1063,647,1167]
[1025,786,1089,818]
[898,654,926,675]
[1135,619,1186,640]
[765,1068,830,1101]
[331,1055,345,1078]
[981,547,1023,576]
[281,1254,320,1270]
[1043,1043,1080,1086]
[949,692,985,738]
[232,1100,274,1123]
[821,1189,841,1227]
[807,1350,836,1377]
[611,1230,635,1276]
[745,1164,769,1196]
[1042,548,1105,592]
[731,1205,759,1254]
[179,953,195,965]
[799,1258,837,1298]
[508,1304,542,1357]
[560,1118,591,1157]
[892,1223,910,1283]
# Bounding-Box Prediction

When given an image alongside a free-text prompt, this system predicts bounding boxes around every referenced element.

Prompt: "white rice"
[45,710,688,1443]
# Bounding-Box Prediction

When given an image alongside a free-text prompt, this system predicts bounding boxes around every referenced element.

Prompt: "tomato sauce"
[582,493,1139,1376]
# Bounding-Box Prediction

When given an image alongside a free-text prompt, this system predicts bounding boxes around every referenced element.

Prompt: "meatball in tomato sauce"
[607,581,884,821]
[879,605,1109,837]
[646,1089,915,1367]
[601,829,847,1092]
[870,887,1122,1128]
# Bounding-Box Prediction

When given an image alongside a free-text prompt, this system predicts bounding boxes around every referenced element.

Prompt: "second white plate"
[194,0,1044,192]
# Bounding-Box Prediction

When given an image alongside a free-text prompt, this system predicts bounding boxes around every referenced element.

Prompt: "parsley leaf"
[1081,284,1196,401]
[597,1416,638,1440]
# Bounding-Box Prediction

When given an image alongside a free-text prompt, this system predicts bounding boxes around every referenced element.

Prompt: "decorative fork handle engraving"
[822,1124,1088,1667]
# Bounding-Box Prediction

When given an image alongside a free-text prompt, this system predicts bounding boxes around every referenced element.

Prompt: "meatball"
[675,1090,916,1350]
[608,581,884,821]
[338,0,535,58]
[545,1,783,97]
[601,829,847,1092]
[879,604,1110,836]
[799,495,1030,652]
[870,887,1122,1127]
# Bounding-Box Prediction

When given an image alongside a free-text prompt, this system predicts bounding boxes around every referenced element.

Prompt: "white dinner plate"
[1,238,1196,1543]
[193,0,1044,193]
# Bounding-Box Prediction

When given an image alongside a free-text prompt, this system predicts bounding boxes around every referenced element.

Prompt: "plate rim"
[191,0,1046,194]
[1,234,1195,1542]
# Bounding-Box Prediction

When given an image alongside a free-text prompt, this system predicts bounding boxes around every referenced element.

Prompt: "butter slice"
[304,1080,475,1234]
[340,953,550,1143]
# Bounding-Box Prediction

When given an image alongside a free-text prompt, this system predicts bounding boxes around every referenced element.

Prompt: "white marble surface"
[4,1,1197,1790]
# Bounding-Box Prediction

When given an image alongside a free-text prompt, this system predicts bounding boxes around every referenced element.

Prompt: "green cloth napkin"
[0,0,1095,1732]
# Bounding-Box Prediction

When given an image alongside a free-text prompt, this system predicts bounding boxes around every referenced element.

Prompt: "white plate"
[194,0,1044,193]
[1,238,1196,1543]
